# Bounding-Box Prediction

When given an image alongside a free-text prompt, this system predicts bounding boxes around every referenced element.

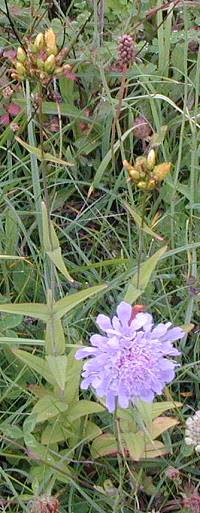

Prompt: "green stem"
[26,80,42,243]
[136,192,147,289]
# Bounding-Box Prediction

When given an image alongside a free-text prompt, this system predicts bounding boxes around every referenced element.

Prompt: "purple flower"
[75,302,184,413]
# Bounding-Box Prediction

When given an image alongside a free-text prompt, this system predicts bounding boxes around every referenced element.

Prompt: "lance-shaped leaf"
[0,302,48,321]
[15,136,73,166]
[13,349,55,384]
[124,202,164,241]
[53,283,107,319]
[46,355,68,391]
[91,433,118,458]
[124,245,167,303]
[42,202,74,283]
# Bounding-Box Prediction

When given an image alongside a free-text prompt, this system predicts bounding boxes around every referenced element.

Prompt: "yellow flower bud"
[34,32,44,51]
[137,181,147,190]
[45,28,57,55]
[17,47,26,63]
[153,162,171,182]
[147,178,156,190]
[16,62,26,79]
[134,156,148,174]
[128,168,141,181]
[147,149,156,169]
[44,54,56,73]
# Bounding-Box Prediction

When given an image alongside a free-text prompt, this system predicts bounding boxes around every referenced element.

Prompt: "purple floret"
[75,302,184,413]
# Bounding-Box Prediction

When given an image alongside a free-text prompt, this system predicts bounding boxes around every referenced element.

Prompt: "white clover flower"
[185,410,200,453]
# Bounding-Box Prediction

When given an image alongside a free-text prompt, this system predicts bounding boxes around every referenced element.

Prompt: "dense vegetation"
[0,1,200,512]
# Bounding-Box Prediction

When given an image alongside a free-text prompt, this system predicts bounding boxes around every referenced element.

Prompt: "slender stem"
[136,192,147,289]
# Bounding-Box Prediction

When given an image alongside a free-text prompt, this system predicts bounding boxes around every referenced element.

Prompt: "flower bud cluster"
[11,29,71,83]
[123,149,171,190]
[118,34,136,67]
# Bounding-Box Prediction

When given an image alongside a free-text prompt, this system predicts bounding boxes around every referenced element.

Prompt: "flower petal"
[116,302,132,327]
[75,347,97,360]
[96,314,112,332]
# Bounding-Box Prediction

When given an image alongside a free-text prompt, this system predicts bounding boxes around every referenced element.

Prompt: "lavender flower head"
[75,302,184,413]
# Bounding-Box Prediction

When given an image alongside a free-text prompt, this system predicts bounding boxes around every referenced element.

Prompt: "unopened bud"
[44,54,56,73]
[137,181,147,190]
[147,149,156,169]
[147,178,156,190]
[45,28,57,55]
[153,162,171,182]
[16,62,26,79]
[134,156,147,173]
[17,47,26,63]
[34,33,44,51]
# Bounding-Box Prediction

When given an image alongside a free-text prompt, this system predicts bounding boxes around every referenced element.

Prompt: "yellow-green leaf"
[13,349,55,384]
[124,202,164,241]
[91,433,118,458]
[46,355,68,391]
[32,395,68,423]
[42,202,74,283]
[152,401,182,419]
[67,400,105,421]
[123,432,145,461]
[15,136,73,166]
[53,283,107,319]
[151,416,179,440]
[124,245,167,303]
[0,302,48,321]
[144,440,168,458]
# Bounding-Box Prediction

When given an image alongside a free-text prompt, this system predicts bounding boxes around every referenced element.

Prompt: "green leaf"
[46,355,68,391]
[124,245,167,303]
[124,202,164,241]
[45,317,66,355]
[152,401,182,419]
[0,423,23,439]
[84,421,102,442]
[88,126,135,197]
[41,421,71,445]
[53,283,107,319]
[12,349,55,384]
[15,136,73,166]
[0,302,48,321]
[91,434,118,458]
[42,202,74,284]
[64,349,82,404]
[67,400,105,421]
[32,396,68,423]
[123,432,145,461]
[135,401,152,431]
